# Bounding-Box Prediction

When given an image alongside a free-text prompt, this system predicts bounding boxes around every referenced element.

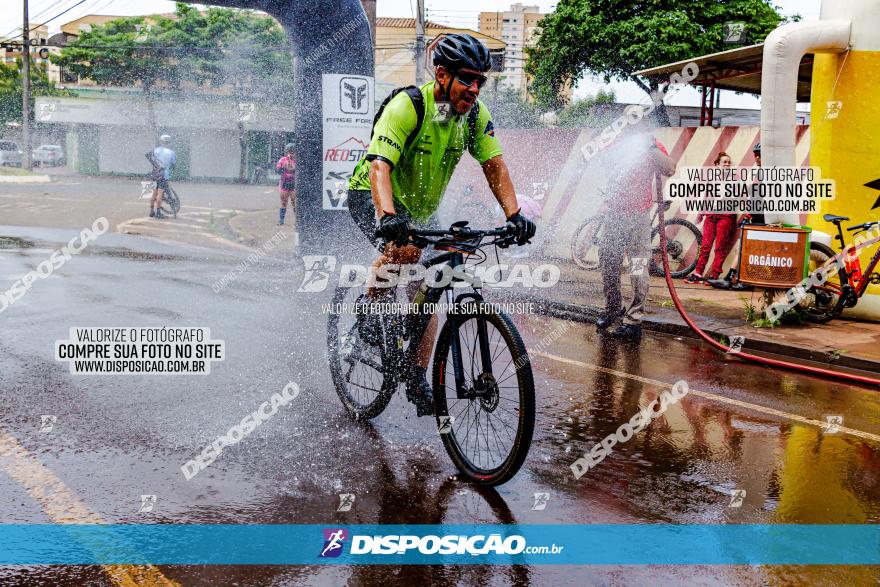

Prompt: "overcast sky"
[2,0,822,108]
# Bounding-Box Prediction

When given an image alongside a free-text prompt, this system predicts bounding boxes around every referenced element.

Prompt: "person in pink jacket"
[275,143,296,226]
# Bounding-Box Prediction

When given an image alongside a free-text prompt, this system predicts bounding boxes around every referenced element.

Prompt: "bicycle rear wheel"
[650,218,701,278]
[327,279,396,420]
[570,216,603,270]
[432,302,535,486]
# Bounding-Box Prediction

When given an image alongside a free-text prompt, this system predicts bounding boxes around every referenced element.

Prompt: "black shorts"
[155,177,169,190]
[347,189,440,251]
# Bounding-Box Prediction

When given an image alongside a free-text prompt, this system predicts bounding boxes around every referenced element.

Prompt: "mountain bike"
[140,179,180,219]
[159,183,180,218]
[570,196,702,278]
[327,222,536,486]
[796,213,880,323]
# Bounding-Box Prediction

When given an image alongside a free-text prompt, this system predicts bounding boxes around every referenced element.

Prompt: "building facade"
[1,24,61,84]
[479,3,543,99]
[375,18,505,98]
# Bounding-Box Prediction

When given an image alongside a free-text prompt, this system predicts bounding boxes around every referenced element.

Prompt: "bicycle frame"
[824,223,880,299]
[393,249,492,401]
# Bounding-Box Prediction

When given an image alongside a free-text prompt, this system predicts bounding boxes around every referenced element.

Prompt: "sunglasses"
[454,71,488,90]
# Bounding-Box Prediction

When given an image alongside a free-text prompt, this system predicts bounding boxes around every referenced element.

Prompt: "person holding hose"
[275,143,296,226]
[596,133,676,340]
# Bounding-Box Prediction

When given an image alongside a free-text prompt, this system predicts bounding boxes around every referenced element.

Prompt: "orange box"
[737,225,811,288]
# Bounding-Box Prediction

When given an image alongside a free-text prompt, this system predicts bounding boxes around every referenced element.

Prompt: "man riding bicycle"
[346,33,536,417]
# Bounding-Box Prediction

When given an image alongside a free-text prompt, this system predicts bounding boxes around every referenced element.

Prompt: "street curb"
[497,290,880,375]
[0,175,52,183]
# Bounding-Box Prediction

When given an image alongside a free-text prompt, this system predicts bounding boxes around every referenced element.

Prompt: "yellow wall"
[810,50,880,319]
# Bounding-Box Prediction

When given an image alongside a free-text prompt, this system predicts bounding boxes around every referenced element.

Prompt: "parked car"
[32,144,65,167]
[0,141,23,167]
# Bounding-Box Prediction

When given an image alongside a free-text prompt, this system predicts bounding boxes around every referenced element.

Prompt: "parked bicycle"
[797,213,880,322]
[570,193,702,278]
[327,221,535,486]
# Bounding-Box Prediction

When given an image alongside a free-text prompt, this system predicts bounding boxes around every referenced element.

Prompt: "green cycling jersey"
[348,81,503,223]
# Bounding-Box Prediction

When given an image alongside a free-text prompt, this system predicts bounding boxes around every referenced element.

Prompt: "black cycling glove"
[506,210,536,245]
[376,213,410,246]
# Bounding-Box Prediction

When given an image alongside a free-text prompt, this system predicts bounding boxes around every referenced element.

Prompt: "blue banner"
[0,524,877,565]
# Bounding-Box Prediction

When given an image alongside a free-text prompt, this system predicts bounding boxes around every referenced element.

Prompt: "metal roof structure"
[634,43,814,125]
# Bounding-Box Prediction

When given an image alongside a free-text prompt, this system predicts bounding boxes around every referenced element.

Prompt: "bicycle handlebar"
[410,225,513,239]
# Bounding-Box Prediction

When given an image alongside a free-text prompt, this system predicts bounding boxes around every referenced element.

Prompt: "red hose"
[656,203,880,388]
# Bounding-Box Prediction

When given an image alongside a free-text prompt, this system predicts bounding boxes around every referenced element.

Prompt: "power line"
[0,0,82,42]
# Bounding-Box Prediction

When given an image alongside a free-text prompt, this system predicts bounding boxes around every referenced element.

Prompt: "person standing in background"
[685,151,739,285]
[275,143,296,226]
[708,142,762,290]
[148,135,176,219]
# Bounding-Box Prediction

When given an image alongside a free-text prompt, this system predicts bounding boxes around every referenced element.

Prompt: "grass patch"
[741,292,807,328]
[0,166,39,176]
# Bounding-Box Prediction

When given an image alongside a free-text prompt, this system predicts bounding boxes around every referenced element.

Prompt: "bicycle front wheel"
[796,241,846,323]
[432,303,535,486]
[160,186,180,218]
[650,218,701,278]
[570,216,603,270]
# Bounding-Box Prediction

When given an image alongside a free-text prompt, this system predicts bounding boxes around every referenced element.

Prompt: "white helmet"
[159,134,171,145]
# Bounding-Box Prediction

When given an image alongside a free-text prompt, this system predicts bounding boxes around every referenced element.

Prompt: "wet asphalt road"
[1,218,880,585]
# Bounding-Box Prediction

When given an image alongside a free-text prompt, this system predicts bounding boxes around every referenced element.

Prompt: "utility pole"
[21,0,32,170]
[414,0,425,85]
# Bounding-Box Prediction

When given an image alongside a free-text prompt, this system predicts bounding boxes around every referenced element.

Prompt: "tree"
[54,16,171,135]
[0,59,69,126]
[480,81,543,129]
[54,3,293,181]
[527,0,792,124]
[556,89,615,127]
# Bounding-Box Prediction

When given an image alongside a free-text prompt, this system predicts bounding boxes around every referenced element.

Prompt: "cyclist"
[346,33,536,416]
[275,143,296,226]
[148,135,176,219]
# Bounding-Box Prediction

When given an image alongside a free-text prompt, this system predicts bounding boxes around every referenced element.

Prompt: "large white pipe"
[760,20,851,222]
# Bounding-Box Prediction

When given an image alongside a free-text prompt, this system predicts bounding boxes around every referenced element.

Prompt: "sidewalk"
[222,214,880,375]
[504,260,880,375]
[225,209,299,258]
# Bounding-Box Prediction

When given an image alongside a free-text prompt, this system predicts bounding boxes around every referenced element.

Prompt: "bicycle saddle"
[823,214,850,224]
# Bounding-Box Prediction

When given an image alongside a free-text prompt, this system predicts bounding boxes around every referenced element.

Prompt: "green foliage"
[555,89,616,127]
[0,60,70,125]
[53,16,166,91]
[527,0,789,110]
[480,82,543,128]
[54,3,293,98]
[742,292,806,328]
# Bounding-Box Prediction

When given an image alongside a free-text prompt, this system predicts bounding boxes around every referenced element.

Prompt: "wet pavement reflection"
[1,234,879,585]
